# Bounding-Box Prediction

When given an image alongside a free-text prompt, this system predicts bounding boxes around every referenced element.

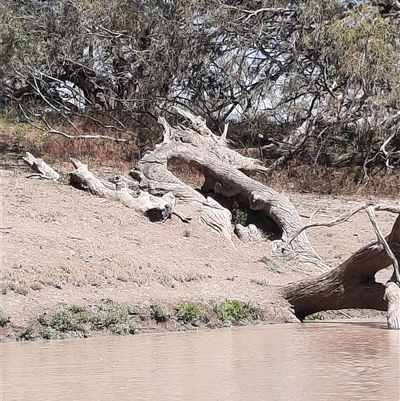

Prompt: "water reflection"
[1,319,399,401]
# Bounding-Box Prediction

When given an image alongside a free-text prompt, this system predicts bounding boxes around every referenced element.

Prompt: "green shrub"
[49,305,93,333]
[214,300,264,325]
[110,321,141,335]
[0,310,10,327]
[42,327,57,340]
[20,326,36,341]
[151,303,170,322]
[305,312,327,321]
[176,303,204,326]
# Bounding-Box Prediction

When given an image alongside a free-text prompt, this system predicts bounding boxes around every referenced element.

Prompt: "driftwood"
[131,107,326,268]
[283,206,400,329]
[22,152,60,180]
[69,158,176,221]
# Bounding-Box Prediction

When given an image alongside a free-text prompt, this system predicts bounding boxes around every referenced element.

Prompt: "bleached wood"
[69,161,175,221]
[23,152,60,180]
[131,108,325,267]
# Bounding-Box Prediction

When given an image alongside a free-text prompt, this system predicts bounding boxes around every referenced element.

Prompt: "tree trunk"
[283,215,400,323]
[131,108,326,268]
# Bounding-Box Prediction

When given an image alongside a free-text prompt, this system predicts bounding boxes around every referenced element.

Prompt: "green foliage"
[0,107,18,124]
[49,305,93,333]
[38,301,141,338]
[305,312,327,321]
[20,326,36,341]
[213,300,264,326]
[150,303,170,322]
[176,303,204,326]
[231,198,249,226]
[0,310,10,327]
[109,322,141,335]
[1,0,399,172]
[327,4,399,83]
[41,327,56,340]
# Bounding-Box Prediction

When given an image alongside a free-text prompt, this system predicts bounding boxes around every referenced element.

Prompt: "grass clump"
[20,325,36,341]
[250,278,268,287]
[49,305,93,335]
[37,301,141,339]
[176,302,204,326]
[94,300,139,335]
[0,310,10,327]
[151,303,170,322]
[258,256,282,274]
[213,300,264,326]
[304,312,327,321]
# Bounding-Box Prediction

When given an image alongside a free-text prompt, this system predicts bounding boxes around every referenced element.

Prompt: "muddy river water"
[1,319,399,400]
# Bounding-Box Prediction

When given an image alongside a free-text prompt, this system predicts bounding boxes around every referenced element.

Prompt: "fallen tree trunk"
[22,152,60,180]
[283,212,400,328]
[69,158,176,221]
[131,107,326,268]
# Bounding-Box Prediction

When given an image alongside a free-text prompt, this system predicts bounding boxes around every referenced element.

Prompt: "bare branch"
[365,206,400,283]
[284,203,400,250]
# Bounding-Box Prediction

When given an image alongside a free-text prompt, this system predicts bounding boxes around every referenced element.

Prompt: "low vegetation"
[37,301,140,338]
[213,300,264,327]
[150,303,170,323]
[304,313,328,321]
[0,310,10,327]
[3,299,267,341]
[176,303,204,326]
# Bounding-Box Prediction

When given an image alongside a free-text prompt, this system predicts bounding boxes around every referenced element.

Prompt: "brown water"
[1,320,399,401]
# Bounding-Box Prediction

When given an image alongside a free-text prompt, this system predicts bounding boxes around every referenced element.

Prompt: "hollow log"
[130,108,326,268]
[283,215,400,323]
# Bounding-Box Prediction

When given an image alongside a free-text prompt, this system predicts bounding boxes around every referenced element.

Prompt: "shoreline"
[1,164,394,343]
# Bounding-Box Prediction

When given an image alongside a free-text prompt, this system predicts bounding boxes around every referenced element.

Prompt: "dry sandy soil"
[1,152,398,341]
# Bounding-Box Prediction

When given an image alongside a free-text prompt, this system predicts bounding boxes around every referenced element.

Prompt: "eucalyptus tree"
[0,0,399,172]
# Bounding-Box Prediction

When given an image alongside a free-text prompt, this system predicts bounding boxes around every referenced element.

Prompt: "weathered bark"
[22,152,60,180]
[283,215,400,324]
[385,279,400,330]
[131,107,326,268]
[68,158,175,221]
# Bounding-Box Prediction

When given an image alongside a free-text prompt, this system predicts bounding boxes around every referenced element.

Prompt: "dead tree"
[130,107,326,268]
[283,205,400,329]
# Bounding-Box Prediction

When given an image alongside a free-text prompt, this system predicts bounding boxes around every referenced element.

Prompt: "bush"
[176,303,204,326]
[213,300,263,325]
[0,310,10,327]
[151,303,170,322]
[20,326,36,341]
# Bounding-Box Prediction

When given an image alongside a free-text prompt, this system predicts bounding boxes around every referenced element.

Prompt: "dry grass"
[1,254,207,295]
[168,158,205,188]
[1,119,398,198]
[266,162,400,198]
[0,120,138,171]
